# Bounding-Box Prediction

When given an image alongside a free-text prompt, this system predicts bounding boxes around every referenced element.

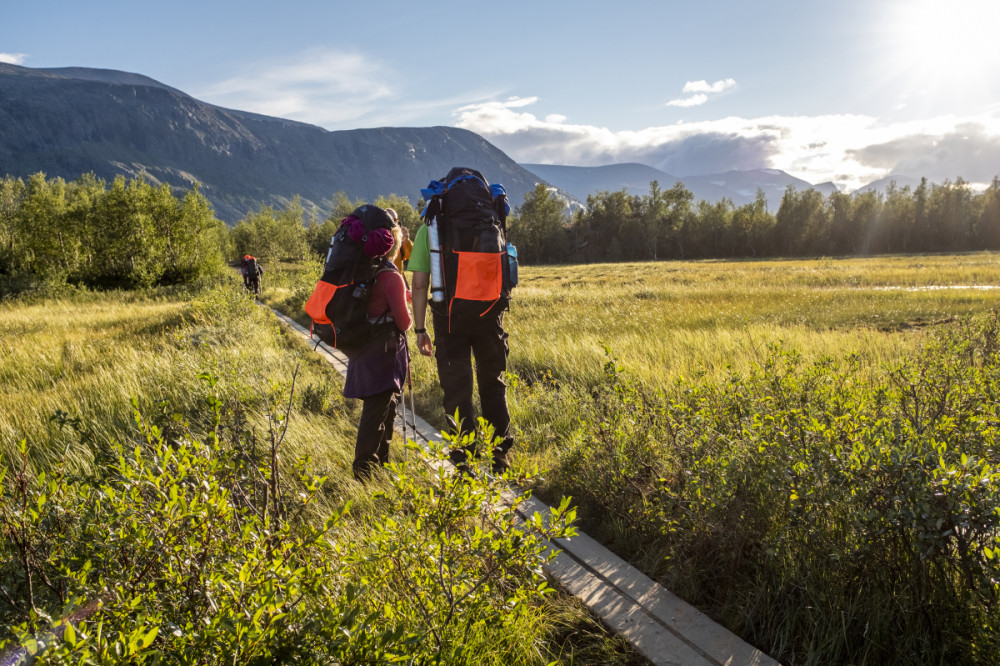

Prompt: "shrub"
[535,314,1000,664]
[0,378,576,664]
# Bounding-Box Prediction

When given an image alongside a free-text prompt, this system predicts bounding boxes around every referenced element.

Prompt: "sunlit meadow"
[0,281,638,664]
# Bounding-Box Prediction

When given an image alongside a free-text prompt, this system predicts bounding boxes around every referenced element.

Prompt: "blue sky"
[4,0,1000,190]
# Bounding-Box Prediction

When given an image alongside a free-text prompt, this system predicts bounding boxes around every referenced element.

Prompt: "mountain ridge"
[1,63,922,222]
[0,63,552,222]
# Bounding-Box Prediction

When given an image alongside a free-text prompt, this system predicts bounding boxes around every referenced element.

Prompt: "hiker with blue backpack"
[410,166,517,475]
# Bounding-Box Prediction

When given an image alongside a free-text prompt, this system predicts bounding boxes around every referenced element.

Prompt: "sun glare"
[884,0,1000,91]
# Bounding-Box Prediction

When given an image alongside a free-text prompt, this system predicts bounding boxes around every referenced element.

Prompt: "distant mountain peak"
[855,174,923,194]
[522,162,836,210]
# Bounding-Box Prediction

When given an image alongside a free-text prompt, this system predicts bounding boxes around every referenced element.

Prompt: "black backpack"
[245,256,259,276]
[304,204,397,356]
[422,167,511,332]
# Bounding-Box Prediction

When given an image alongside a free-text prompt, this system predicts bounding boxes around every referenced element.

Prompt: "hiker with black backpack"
[243,255,264,294]
[410,167,516,475]
[303,205,412,480]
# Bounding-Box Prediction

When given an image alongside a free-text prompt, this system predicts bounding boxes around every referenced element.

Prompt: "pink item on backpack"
[341,216,393,258]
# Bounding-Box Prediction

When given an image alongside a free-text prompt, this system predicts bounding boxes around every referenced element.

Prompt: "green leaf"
[63,621,77,646]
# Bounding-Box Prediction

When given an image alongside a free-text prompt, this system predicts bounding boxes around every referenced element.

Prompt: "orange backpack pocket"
[453,251,502,301]
[304,280,340,324]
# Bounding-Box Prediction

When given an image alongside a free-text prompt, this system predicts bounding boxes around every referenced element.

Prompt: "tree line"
[0,171,423,296]
[7,171,998,296]
[0,173,228,293]
[228,192,422,264]
[509,177,1000,264]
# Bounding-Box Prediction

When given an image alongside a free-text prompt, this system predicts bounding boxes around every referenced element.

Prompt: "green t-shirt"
[408,224,431,274]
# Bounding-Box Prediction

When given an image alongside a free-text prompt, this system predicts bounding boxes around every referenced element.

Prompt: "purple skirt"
[343,330,409,399]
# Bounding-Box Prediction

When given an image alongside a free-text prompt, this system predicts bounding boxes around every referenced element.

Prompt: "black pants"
[353,389,399,480]
[432,311,512,467]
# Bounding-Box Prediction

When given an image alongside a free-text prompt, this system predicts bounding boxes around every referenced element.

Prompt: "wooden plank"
[517,496,778,666]
[545,549,715,665]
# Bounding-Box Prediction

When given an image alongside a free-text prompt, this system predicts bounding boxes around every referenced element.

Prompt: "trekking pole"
[404,333,417,444]
[407,355,416,445]
[399,375,408,444]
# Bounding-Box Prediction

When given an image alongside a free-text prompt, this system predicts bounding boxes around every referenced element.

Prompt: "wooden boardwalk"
[273,309,780,666]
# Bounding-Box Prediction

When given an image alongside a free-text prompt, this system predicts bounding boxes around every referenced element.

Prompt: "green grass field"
[263,251,1000,665]
[0,280,638,664]
[507,254,1000,384]
[6,252,1000,664]
[265,251,1000,418]
[0,285,359,473]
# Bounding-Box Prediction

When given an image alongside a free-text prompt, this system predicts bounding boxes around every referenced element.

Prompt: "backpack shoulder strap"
[370,258,401,325]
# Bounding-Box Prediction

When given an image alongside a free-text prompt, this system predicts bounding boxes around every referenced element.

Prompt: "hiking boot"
[490,457,508,476]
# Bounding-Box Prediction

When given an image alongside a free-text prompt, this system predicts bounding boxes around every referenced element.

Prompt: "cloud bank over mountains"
[10,42,999,194]
[455,98,1000,191]
[182,48,1000,192]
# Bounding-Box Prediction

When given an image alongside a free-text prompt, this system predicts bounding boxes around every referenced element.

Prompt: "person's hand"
[405,288,412,304]
[417,331,433,356]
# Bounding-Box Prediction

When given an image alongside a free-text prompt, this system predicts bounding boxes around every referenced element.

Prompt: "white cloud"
[667,94,708,108]
[453,97,544,135]
[545,113,567,123]
[501,96,540,109]
[453,97,1000,191]
[683,78,736,94]
[667,78,735,109]
[194,48,395,127]
[0,53,28,65]
[195,52,518,129]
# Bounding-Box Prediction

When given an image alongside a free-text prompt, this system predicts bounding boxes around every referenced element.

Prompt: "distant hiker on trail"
[242,255,263,294]
[410,166,515,474]
[335,210,412,480]
[394,223,413,274]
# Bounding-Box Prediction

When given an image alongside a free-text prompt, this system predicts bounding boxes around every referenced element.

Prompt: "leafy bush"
[0,173,227,295]
[533,313,1000,665]
[0,377,576,664]
[344,432,577,664]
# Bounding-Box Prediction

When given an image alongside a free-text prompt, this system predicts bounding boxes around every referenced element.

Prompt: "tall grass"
[507,255,1000,387]
[0,282,358,475]
[0,279,640,664]
[265,251,1000,664]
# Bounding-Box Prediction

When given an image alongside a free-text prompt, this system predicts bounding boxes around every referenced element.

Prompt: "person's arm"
[384,272,412,331]
[411,271,433,356]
